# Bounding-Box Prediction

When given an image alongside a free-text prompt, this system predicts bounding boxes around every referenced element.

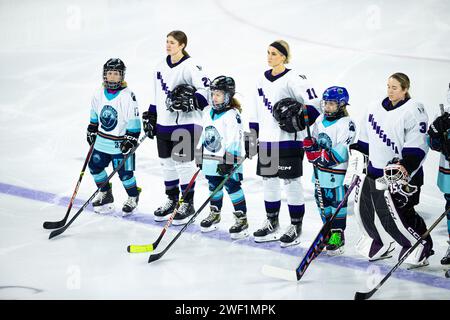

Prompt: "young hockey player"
[142,30,209,225]
[87,58,142,216]
[427,83,450,265]
[246,40,320,247]
[346,72,433,267]
[303,86,356,255]
[196,76,248,239]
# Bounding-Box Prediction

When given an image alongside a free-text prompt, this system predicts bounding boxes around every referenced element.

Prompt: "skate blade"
[201,225,219,233]
[122,209,136,217]
[154,215,170,222]
[406,261,429,270]
[280,239,300,248]
[254,233,281,243]
[94,204,114,214]
[172,216,194,226]
[230,229,249,240]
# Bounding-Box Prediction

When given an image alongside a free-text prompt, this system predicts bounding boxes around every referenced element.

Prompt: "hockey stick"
[261,175,361,281]
[48,133,149,239]
[43,144,94,229]
[303,105,326,219]
[127,168,201,253]
[148,159,245,263]
[354,206,450,300]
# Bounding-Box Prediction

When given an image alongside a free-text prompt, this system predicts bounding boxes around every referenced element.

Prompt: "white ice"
[0,0,449,300]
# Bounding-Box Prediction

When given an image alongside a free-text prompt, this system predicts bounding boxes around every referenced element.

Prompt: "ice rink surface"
[0,0,449,300]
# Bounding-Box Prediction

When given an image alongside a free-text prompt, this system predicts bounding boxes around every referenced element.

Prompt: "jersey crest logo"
[204,125,222,153]
[317,132,333,150]
[100,105,118,132]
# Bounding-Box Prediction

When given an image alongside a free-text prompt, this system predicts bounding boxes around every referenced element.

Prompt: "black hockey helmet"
[166,83,197,112]
[272,98,305,133]
[209,76,235,111]
[103,58,126,89]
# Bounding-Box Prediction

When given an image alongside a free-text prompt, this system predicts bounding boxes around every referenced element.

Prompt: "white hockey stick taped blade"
[261,264,298,282]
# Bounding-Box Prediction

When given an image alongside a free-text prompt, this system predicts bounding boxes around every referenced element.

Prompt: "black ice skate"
[280,223,302,248]
[253,217,280,243]
[200,206,221,232]
[92,185,114,214]
[229,210,249,240]
[154,197,178,222]
[325,229,345,255]
[441,241,450,265]
[172,201,195,226]
[122,188,141,217]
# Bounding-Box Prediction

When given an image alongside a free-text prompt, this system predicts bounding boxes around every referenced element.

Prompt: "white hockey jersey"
[148,55,209,137]
[357,97,429,184]
[248,68,320,157]
[310,114,356,188]
[90,87,141,155]
[431,104,450,193]
[198,107,244,178]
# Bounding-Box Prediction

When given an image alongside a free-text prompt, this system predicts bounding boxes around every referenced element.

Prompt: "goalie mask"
[103,58,126,90]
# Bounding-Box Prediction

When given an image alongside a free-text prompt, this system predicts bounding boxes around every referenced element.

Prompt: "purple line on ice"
[1,181,449,293]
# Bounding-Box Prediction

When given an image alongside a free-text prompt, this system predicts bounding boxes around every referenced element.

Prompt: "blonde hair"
[230,97,242,113]
[273,40,291,64]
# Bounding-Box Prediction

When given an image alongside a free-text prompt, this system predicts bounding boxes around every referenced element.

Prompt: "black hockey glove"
[120,133,139,155]
[166,84,199,112]
[86,123,98,146]
[142,111,157,139]
[428,112,450,138]
[217,163,234,176]
[244,131,258,159]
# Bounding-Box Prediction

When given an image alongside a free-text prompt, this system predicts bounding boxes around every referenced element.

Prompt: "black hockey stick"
[303,105,326,218]
[148,158,245,263]
[48,133,149,239]
[43,144,94,229]
[262,175,361,281]
[355,206,450,300]
[127,168,201,253]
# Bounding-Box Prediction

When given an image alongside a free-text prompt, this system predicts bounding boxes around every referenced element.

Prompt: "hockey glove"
[120,133,139,155]
[86,123,98,146]
[217,163,234,176]
[142,111,157,139]
[303,137,319,151]
[244,131,258,159]
[428,112,450,138]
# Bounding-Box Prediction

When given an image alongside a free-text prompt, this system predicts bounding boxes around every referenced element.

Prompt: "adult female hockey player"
[427,84,450,265]
[142,30,209,225]
[246,40,320,247]
[87,58,142,216]
[303,86,356,255]
[347,72,433,267]
[195,76,248,239]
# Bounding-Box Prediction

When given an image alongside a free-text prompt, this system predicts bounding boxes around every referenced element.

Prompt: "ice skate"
[326,229,345,256]
[154,197,178,222]
[229,210,249,240]
[253,217,280,243]
[92,187,114,214]
[279,223,302,248]
[172,201,195,226]
[200,206,221,232]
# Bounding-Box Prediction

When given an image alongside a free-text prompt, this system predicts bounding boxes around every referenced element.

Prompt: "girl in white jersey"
[87,58,142,217]
[348,72,433,267]
[142,30,209,226]
[195,76,249,239]
[303,86,356,255]
[427,83,450,265]
[246,40,320,247]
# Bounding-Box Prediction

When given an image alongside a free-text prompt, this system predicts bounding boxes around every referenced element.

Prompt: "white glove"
[344,149,367,186]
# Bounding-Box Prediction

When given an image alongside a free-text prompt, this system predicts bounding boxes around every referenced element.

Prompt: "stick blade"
[49,227,65,239]
[43,220,65,230]
[127,244,154,253]
[148,253,162,263]
[354,290,374,300]
[261,264,298,282]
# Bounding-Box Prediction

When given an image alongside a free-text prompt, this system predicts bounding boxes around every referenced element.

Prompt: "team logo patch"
[100,105,118,132]
[317,132,333,150]
[236,113,241,124]
[204,125,222,152]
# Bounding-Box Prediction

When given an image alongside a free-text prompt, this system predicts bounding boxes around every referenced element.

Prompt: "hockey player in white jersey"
[195,76,248,239]
[347,72,433,267]
[87,58,142,216]
[246,40,320,247]
[427,83,450,265]
[303,86,356,255]
[141,30,209,225]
